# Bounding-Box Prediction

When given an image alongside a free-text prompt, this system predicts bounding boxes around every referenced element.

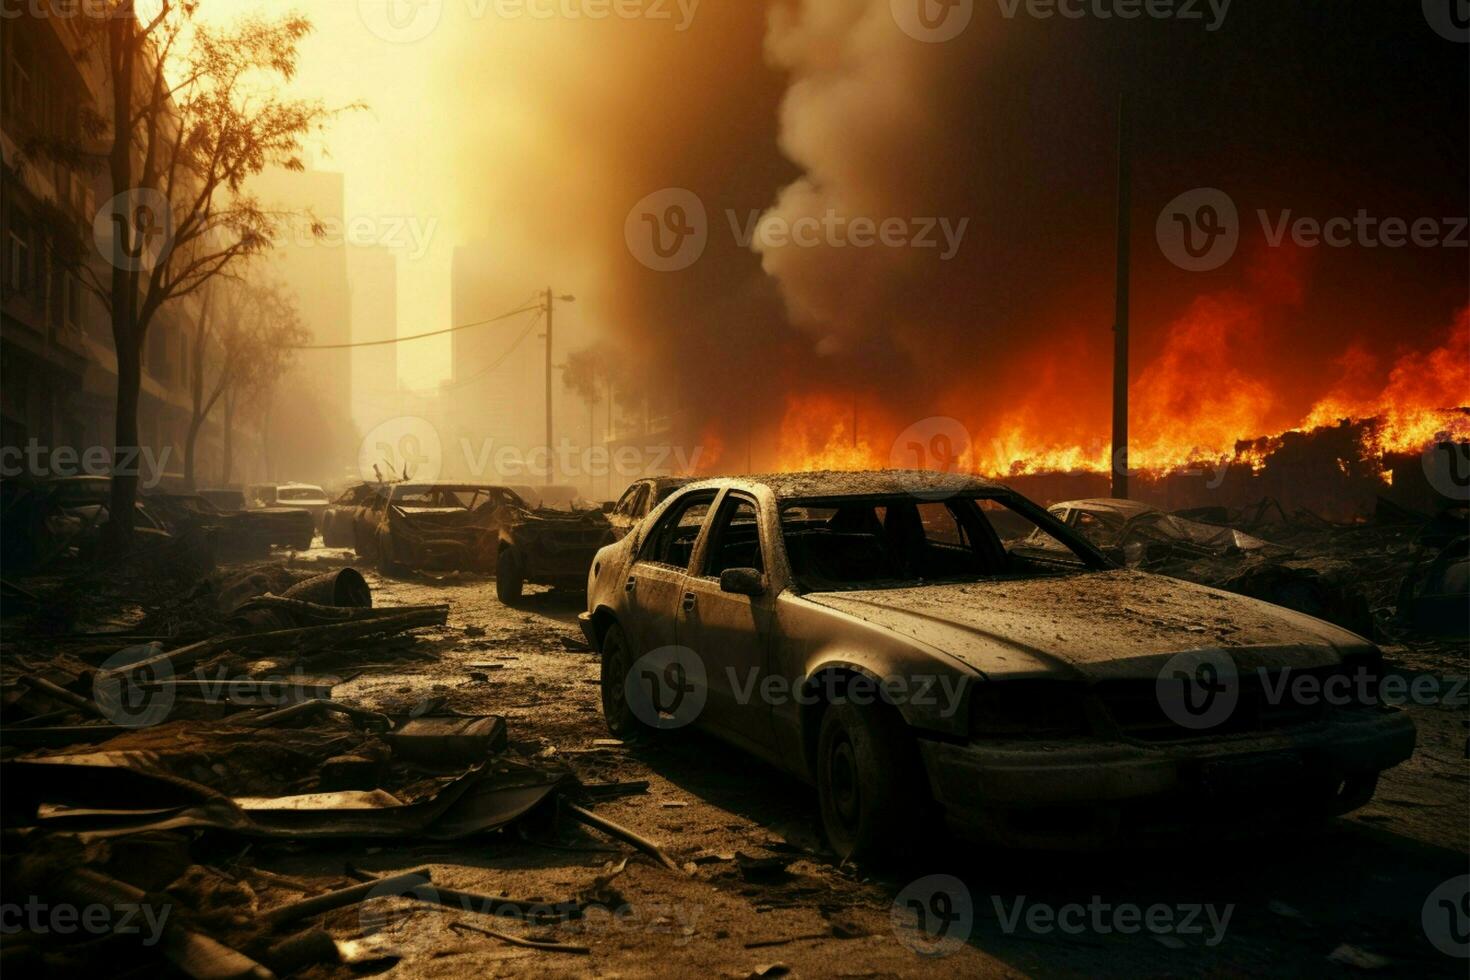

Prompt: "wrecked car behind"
[583,471,1416,856]
[353,483,611,594]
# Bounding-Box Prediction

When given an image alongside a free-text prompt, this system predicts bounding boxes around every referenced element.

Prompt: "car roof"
[1052,498,1160,518]
[681,469,1008,500]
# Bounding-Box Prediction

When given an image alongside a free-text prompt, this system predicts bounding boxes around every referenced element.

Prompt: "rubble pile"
[0,562,682,977]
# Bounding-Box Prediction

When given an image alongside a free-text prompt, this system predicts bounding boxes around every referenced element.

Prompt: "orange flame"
[761,306,1470,479]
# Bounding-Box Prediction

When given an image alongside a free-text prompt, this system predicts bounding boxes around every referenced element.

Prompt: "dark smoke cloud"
[438,0,1468,463]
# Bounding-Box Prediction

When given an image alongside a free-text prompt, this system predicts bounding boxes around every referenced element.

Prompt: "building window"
[7,228,29,294]
[4,38,33,124]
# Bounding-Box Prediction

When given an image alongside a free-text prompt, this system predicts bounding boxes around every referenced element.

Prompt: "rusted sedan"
[580,471,1416,858]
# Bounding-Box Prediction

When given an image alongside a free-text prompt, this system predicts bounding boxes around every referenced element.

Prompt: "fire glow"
[758,306,1470,479]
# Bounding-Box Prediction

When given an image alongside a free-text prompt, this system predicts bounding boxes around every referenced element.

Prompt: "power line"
[287,298,541,350]
[434,309,545,393]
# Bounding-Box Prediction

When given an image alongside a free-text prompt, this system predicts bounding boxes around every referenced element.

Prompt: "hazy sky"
[206,1,490,389]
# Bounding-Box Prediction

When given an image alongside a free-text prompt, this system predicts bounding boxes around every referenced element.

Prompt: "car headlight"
[969,681,1091,738]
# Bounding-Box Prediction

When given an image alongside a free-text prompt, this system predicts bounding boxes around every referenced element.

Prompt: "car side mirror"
[720,567,765,597]
[602,501,615,514]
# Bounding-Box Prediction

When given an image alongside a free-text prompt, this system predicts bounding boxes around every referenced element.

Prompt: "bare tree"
[182,276,307,488]
[64,2,341,547]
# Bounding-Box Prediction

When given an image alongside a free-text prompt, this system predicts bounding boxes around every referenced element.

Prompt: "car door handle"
[625,576,637,593]
[681,592,697,612]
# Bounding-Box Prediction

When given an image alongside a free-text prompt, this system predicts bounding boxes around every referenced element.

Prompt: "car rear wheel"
[600,623,651,738]
[816,699,926,862]
[496,548,524,604]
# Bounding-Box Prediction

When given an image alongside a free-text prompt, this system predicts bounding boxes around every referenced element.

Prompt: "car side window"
[637,490,717,570]
[702,494,764,578]
[613,485,639,517]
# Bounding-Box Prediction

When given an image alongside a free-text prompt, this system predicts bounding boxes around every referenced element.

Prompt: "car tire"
[816,699,927,863]
[600,623,652,738]
[496,548,524,604]
[376,533,404,576]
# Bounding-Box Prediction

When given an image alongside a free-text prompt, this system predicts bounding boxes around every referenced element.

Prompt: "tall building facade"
[2,12,264,487]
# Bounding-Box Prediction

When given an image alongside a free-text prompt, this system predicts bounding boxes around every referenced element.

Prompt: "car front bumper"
[920,708,1416,848]
[578,612,598,650]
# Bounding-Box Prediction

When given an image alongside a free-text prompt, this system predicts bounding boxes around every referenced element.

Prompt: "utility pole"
[1112,95,1132,500]
[542,288,575,487]
[545,287,554,487]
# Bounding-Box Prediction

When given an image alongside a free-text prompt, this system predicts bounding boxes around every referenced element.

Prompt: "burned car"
[146,491,316,553]
[606,476,694,541]
[273,482,331,528]
[321,482,378,547]
[495,494,614,604]
[581,471,1415,857]
[353,482,611,594]
[354,483,517,573]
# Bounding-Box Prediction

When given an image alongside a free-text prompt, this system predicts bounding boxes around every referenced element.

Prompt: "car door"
[624,489,717,659]
[678,490,777,750]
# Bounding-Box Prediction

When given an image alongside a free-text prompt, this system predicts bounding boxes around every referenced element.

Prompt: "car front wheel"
[599,623,651,738]
[816,699,926,862]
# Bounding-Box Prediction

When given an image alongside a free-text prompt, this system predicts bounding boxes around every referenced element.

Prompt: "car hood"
[800,570,1369,681]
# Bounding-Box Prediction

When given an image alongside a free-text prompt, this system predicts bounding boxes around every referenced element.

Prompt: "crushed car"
[581,471,1416,857]
[1030,498,1375,636]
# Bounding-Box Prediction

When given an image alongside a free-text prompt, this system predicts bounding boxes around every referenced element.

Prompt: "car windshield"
[780,493,1099,591]
[277,486,325,501]
[50,480,111,507]
[536,485,590,511]
[391,485,505,510]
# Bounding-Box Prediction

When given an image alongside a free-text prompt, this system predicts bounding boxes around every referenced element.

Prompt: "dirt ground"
[213,544,1470,980]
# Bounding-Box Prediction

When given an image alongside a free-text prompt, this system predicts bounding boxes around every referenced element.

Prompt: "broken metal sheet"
[5,753,564,841]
